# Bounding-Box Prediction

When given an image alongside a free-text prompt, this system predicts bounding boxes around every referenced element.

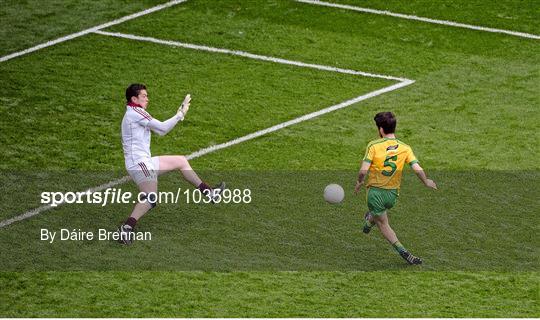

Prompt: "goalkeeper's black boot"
[400,250,423,265]
[117,224,134,245]
[362,212,373,234]
[206,182,226,203]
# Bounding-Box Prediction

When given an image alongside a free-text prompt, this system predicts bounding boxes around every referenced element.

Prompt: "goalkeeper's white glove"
[177,94,191,120]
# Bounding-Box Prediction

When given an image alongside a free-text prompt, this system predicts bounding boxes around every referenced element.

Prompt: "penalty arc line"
[295,0,540,40]
[0,80,413,229]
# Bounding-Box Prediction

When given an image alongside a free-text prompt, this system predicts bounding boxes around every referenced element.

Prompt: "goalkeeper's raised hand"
[177,94,191,119]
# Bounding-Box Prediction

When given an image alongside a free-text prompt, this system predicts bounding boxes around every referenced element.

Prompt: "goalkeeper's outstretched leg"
[156,155,225,202]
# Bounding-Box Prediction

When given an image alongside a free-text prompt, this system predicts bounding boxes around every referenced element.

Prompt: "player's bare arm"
[354,160,371,194]
[411,162,437,189]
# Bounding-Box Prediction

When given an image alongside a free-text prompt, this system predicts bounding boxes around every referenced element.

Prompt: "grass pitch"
[0,0,538,317]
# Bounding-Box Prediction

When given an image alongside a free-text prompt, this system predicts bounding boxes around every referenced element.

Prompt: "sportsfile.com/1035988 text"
[40,188,252,207]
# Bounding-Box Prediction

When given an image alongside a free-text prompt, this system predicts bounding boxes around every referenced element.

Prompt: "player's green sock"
[392,241,406,254]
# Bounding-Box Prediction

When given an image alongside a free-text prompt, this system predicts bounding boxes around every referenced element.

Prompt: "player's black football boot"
[117,224,134,245]
[399,250,423,265]
[362,212,373,234]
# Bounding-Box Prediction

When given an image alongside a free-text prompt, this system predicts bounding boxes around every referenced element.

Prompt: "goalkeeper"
[118,83,224,245]
[354,112,437,265]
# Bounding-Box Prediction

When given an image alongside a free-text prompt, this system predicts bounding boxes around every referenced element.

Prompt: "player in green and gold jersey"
[354,112,437,265]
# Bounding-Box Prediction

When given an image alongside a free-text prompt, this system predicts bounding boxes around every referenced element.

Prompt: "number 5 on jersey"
[382,155,397,176]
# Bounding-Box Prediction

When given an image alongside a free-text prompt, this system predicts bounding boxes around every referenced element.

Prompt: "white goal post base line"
[0,32,414,229]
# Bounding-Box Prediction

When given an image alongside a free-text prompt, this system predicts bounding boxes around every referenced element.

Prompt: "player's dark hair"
[125,83,147,103]
[374,112,397,134]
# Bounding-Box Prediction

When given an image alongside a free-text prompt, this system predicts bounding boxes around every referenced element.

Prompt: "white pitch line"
[0,0,188,63]
[295,0,540,40]
[0,80,412,229]
[0,176,131,229]
[1,0,536,64]
[187,79,413,159]
[93,30,409,82]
